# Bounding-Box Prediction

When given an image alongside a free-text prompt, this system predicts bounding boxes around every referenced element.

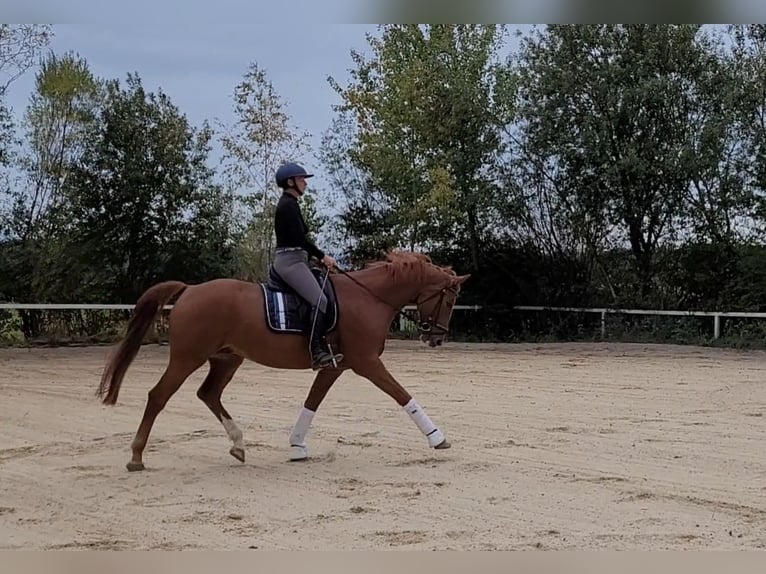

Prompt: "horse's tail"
[97,281,188,405]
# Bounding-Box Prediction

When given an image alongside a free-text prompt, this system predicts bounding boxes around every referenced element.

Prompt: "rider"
[272,161,344,370]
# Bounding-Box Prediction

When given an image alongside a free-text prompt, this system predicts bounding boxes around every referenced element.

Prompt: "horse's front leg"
[287,367,344,461]
[353,358,450,450]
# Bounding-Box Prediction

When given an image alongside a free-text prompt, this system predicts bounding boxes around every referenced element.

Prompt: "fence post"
[713,314,721,339]
[601,310,606,339]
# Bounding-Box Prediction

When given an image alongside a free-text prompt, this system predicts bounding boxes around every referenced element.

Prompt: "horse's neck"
[352,264,421,309]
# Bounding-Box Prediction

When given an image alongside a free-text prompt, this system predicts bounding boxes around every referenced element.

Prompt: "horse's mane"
[361,249,456,282]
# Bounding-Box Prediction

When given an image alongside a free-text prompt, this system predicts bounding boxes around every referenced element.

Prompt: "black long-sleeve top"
[274,191,325,260]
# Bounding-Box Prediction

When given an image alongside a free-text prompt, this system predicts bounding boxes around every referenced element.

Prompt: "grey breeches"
[273,249,328,313]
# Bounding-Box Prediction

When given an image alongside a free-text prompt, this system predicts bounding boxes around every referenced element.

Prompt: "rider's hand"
[322,255,337,269]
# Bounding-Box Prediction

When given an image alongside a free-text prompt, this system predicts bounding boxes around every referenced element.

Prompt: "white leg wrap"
[289,444,308,461]
[403,399,445,447]
[289,407,315,448]
[221,417,244,450]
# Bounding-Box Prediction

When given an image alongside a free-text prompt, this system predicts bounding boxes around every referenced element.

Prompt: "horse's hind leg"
[127,354,206,472]
[196,352,246,463]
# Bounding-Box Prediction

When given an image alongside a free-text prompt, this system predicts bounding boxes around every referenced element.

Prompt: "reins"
[331,265,396,308]
[325,263,452,330]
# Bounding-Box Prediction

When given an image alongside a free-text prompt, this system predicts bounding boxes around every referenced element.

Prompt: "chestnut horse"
[96,250,470,471]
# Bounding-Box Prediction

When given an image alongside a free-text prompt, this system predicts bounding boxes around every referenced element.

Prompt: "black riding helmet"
[275,162,314,192]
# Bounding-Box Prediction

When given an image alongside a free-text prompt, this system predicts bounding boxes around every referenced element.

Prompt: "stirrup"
[311,343,343,370]
[325,341,344,368]
[311,356,334,370]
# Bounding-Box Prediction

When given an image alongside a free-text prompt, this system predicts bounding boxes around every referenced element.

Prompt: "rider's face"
[294,176,307,194]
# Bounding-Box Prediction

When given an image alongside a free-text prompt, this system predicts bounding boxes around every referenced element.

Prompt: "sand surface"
[1,340,764,550]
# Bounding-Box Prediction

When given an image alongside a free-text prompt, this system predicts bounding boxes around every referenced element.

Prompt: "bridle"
[410,284,457,337]
[330,265,458,337]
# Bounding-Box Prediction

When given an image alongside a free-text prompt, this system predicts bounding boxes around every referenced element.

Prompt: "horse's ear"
[450,274,470,286]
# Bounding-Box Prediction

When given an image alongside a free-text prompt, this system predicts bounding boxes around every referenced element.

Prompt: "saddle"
[259,264,339,336]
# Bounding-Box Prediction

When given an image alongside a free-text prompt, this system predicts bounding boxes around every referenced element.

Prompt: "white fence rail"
[513,305,766,339]
[0,304,140,310]
[0,304,483,311]
[0,303,484,334]
[4,302,763,339]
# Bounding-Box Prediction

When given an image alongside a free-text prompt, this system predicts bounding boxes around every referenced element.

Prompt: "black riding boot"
[310,306,343,370]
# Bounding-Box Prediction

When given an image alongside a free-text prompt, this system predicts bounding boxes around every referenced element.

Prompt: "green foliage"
[0,67,236,318]
[512,25,714,296]
[1,50,103,305]
[8,25,766,348]
[325,25,509,268]
[51,73,234,302]
[217,61,314,280]
[0,309,23,344]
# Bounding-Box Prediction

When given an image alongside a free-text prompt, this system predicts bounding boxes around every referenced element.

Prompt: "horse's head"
[361,250,471,346]
[413,266,470,347]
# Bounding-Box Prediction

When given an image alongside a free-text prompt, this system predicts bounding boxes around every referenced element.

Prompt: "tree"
[727,25,766,240]
[513,25,716,299]
[319,109,396,263]
[0,24,53,229]
[216,61,314,280]
[50,73,233,302]
[0,50,102,308]
[0,25,53,96]
[13,51,101,240]
[326,25,509,269]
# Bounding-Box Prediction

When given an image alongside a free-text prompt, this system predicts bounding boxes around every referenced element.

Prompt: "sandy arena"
[0,339,764,550]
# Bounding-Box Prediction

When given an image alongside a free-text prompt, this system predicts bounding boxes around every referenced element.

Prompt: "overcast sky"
[0,19,530,256]
[2,21,528,216]
[3,22,379,186]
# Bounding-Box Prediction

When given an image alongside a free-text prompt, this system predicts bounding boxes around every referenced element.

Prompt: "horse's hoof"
[288,444,308,461]
[126,461,145,472]
[229,447,245,463]
[434,439,451,450]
